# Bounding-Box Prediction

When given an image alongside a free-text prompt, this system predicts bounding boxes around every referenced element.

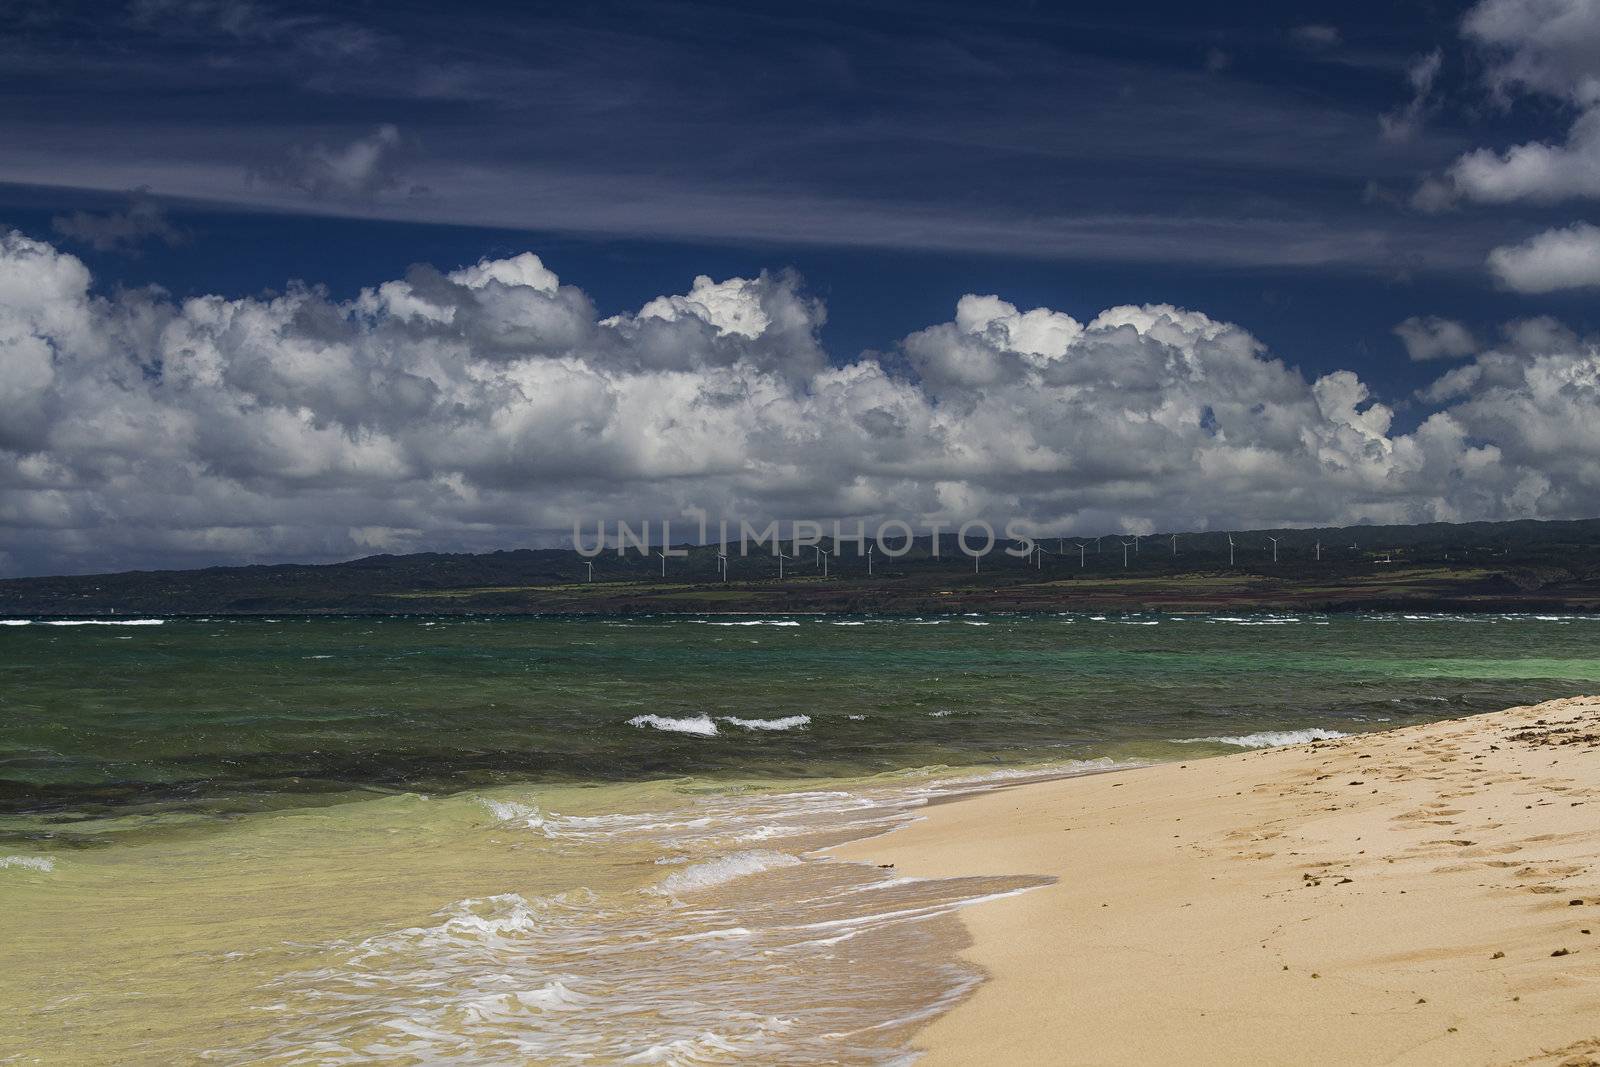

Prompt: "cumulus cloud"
[1464,0,1600,105]
[50,188,185,253]
[250,124,430,203]
[1,230,1598,576]
[1487,222,1600,291]
[1423,0,1600,206]
[1393,316,1477,361]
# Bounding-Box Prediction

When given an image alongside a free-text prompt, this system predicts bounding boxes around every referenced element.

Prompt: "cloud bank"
[1,231,1598,576]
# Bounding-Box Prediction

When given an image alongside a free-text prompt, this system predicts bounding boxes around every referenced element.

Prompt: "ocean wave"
[42,618,166,626]
[3,618,167,627]
[220,764,1104,1065]
[0,855,55,872]
[720,715,810,731]
[704,620,801,627]
[1174,728,1348,748]
[651,850,803,896]
[627,714,719,736]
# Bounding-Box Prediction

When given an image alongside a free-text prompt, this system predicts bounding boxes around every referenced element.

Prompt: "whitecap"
[627,714,719,737]
[40,618,165,626]
[720,715,810,732]
[707,620,801,627]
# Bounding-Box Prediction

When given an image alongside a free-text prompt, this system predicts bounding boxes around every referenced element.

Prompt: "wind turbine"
[1034,543,1043,569]
[1314,540,1322,562]
[1073,541,1089,568]
[657,549,669,577]
[1133,535,1141,555]
[1267,536,1280,563]
[866,543,874,577]
[815,545,829,577]
[584,561,593,583]
[776,550,793,579]
[1120,538,1137,567]
[1227,533,1236,566]
[1170,533,1178,557]
[716,551,729,582]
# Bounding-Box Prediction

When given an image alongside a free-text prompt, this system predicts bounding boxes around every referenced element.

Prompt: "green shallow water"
[1,610,1597,1065]
[2,611,1599,839]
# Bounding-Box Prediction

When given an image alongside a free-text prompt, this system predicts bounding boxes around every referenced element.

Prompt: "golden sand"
[835,696,1600,1066]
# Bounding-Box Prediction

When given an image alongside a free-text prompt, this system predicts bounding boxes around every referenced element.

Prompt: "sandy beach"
[836,696,1600,1066]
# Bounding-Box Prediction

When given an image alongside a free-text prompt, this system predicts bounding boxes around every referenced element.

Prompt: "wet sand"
[835,696,1600,1066]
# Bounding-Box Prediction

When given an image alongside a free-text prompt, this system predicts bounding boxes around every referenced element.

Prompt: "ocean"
[2,611,1597,1063]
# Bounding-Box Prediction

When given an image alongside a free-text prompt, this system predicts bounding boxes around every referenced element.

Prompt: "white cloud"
[1448,110,1600,203]
[249,124,430,203]
[1428,1,1600,205]
[1463,0,1600,106]
[1,230,1598,575]
[1487,222,1600,291]
[1393,316,1477,361]
[1380,50,1443,144]
[1290,25,1342,49]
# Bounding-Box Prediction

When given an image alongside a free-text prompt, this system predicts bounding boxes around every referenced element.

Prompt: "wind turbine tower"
[1267,536,1280,563]
[1227,533,1236,566]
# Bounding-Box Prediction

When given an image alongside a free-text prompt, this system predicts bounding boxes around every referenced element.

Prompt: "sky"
[2,0,1600,576]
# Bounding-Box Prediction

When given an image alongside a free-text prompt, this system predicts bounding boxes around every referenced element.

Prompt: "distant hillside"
[3,518,1599,616]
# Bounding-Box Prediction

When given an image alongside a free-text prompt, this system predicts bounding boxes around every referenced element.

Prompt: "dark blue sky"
[1,0,1592,406]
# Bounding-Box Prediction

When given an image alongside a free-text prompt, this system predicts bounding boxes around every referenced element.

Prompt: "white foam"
[622,1032,744,1064]
[39,618,165,626]
[0,620,32,626]
[1175,728,1348,749]
[653,850,803,895]
[478,798,551,833]
[627,714,719,736]
[706,620,800,627]
[0,855,55,872]
[513,979,594,1012]
[720,715,810,731]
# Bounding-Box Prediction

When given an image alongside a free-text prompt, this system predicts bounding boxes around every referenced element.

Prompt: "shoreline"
[834,696,1600,1066]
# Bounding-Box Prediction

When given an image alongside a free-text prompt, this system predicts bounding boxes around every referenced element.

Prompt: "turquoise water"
[2,610,1597,1064]
[3,611,1598,840]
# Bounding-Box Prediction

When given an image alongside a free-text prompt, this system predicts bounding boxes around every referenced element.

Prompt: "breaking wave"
[1175,728,1349,748]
